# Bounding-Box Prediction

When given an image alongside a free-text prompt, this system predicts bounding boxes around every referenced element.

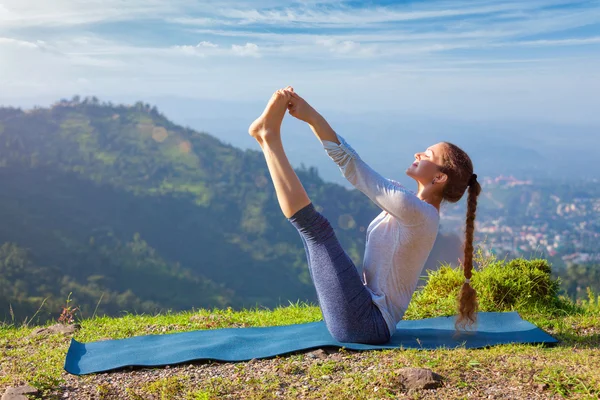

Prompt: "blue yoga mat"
[64,311,557,375]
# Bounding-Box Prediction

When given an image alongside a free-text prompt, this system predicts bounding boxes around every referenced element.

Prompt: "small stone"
[321,375,331,380]
[305,349,328,359]
[2,384,39,400]
[396,367,443,390]
[49,323,80,334]
[342,378,354,385]
[29,327,47,336]
[536,383,549,391]
[29,323,80,337]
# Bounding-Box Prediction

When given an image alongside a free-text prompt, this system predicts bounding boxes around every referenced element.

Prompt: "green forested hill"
[0,98,385,323]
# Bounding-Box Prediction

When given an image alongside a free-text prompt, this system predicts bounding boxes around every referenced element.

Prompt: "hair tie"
[469,173,477,186]
[465,278,470,283]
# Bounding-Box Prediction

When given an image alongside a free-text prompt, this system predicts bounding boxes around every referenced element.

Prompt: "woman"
[248,86,482,345]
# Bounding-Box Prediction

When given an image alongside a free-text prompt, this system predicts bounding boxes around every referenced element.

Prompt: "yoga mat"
[64,311,558,375]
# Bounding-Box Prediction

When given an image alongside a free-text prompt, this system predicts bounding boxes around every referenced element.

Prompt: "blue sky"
[1,1,600,187]
[1,0,599,123]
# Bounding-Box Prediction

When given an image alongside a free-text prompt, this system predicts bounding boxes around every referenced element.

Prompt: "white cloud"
[173,4,600,60]
[168,17,241,27]
[0,37,40,48]
[173,40,263,57]
[315,38,377,57]
[231,42,260,57]
[0,0,589,32]
[0,0,599,127]
[0,0,182,27]
[0,4,11,18]
[172,45,207,56]
[169,0,587,29]
[197,41,218,48]
[173,41,220,56]
[507,37,600,47]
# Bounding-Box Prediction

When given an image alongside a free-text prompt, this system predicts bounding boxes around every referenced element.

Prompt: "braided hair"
[438,143,482,330]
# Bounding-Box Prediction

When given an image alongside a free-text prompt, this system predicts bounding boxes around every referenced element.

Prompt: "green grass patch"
[405,250,581,320]
[1,257,599,399]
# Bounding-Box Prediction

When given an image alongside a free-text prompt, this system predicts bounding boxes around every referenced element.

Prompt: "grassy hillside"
[1,257,599,399]
[0,97,468,324]
[0,98,386,323]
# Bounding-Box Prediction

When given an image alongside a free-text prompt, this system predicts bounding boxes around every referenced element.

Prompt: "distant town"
[439,175,600,270]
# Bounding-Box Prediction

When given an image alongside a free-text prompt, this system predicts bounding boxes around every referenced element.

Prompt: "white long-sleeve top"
[322,134,440,336]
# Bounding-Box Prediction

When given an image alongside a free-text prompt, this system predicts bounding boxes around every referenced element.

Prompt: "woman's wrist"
[306,108,322,126]
[307,111,340,144]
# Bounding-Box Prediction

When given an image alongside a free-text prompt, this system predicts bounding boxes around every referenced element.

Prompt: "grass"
[1,255,599,399]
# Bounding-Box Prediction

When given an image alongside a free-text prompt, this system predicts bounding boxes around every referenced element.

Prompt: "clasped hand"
[281,86,317,124]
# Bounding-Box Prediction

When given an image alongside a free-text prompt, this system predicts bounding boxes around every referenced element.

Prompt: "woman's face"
[405,142,447,185]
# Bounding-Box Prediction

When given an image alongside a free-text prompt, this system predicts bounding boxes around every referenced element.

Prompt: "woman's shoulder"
[388,178,440,221]
[387,179,421,200]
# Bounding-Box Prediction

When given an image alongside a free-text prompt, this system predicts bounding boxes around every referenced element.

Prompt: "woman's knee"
[293,212,335,243]
[330,327,354,343]
[331,328,387,345]
[312,213,336,242]
[329,319,389,345]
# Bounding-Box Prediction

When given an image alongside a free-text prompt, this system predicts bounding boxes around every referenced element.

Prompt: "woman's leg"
[288,203,390,344]
[249,88,390,344]
[249,88,311,219]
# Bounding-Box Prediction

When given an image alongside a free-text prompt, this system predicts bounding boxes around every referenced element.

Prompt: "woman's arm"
[322,133,428,226]
[285,89,429,225]
[307,112,341,145]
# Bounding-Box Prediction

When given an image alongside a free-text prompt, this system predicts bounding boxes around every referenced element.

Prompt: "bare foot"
[249,88,293,144]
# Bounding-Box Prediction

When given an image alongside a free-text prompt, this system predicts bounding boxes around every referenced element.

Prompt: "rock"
[305,349,328,360]
[536,383,549,391]
[2,384,39,400]
[29,323,81,337]
[396,367,443,390]
[29,327,46,336]
[49,323,81,334]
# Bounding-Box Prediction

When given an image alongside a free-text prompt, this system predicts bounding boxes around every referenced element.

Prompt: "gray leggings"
[288,202,391,344]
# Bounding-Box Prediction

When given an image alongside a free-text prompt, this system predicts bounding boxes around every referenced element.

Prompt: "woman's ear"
[435,172,448,184]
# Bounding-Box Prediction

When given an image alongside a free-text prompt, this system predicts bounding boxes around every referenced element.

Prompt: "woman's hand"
[283,87,318,124]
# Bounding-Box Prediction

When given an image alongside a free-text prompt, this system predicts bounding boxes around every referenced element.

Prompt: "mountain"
[0,97,463,324]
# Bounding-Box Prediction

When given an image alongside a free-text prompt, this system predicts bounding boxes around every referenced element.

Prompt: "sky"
[1,0,600,185]
[1,0,600,120]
